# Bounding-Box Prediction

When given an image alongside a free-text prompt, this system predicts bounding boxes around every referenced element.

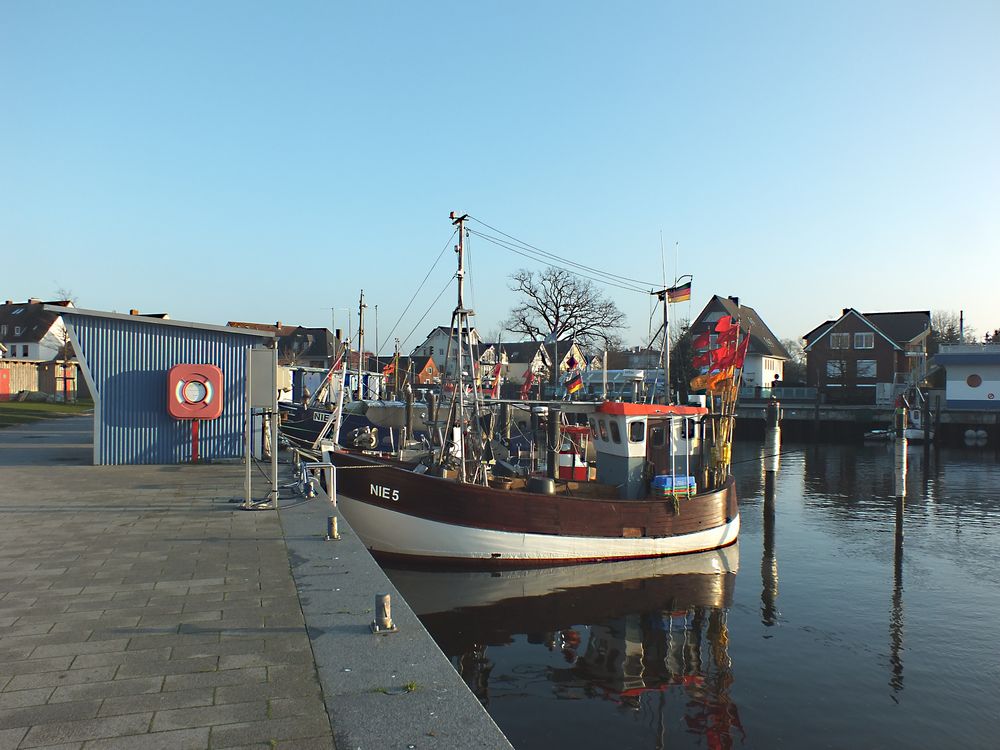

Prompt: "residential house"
[478,341,545,387]
[692,296,790,391]
[411,326,481,378]
[542,341,587,381]
[228,321,340,369]
[391,355,439,387]
[0,299,74,361]
[607,346,662,371]
[278,328,339,369]
[931,344,1000,411]
[802,309,931,405]
[0,299,82,399]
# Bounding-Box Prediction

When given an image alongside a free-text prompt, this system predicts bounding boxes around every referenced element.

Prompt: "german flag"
[565,372,584,394]
[666,280,692,303]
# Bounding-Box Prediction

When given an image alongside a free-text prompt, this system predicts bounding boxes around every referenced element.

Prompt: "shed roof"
[51,307,275,337]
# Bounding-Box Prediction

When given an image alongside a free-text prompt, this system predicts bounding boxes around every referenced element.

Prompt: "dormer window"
[11,308,23,315]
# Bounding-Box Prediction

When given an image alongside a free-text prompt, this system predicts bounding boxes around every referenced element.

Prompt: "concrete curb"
[278,489,514,750]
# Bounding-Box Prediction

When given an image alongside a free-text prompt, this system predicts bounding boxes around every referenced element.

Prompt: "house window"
[856,360,877,378]
[830,333,850,349]
[628,420,645,443]
[14,327,22,336]
[0,325,6,335]
[710,334,718,347]
[22,345,29,357]
[609,420,622,444]
[826,361,847,379]
[854,332,874,349]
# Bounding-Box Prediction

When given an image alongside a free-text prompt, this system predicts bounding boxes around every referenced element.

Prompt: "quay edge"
[278,482,515,750]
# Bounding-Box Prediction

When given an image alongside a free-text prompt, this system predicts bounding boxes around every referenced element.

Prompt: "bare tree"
[780,337,807,384]
[53,287,78,402]
[931,310,976,351]
[504,268,626,351]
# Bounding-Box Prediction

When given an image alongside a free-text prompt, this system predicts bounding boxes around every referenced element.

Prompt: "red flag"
[692,331,711,349]
[712,343,736,370]
[490,362,503,398]
[734,334,751,368]
[520,369,535,400]
[717,326,739,346]
[715,315,736,333]
[692,351,711,369]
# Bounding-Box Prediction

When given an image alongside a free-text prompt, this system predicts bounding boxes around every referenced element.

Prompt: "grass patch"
[0,400,94,428]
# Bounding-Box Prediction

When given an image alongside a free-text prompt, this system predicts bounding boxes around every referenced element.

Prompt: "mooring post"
[372,593,397,633]
[922,391,931,464]
[547,407,561,481]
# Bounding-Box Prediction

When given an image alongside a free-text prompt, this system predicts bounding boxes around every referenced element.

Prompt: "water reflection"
[382,442,1000,749]
[384,548,741,750]
[761,426,780,628]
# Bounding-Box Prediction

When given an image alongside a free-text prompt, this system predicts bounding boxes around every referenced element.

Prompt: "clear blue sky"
[3,1,998,353]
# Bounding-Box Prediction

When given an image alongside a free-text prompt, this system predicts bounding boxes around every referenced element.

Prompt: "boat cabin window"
[650,426,666,447]
[597,419,608,441]
[588,418,598,439]
[609,420,621,444]
[628,420,644,443]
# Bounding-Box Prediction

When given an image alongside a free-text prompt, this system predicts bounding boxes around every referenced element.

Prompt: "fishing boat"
[319,212,742,566]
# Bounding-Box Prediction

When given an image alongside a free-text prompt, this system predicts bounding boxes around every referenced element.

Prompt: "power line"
[468,215,658,289]
[379,228,457,353]
[468,230,652,294]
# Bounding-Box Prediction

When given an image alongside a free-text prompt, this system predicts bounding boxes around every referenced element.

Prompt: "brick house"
[803,309,931,404]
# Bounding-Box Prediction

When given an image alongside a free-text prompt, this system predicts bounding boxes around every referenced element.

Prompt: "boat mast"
[651,288,671,404]
[357,290,366,399]
[453,212,469,482]
[433,211,488,484]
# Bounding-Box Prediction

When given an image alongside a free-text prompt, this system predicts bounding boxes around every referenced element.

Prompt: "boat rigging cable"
[466,215,658,294]
[378,228,457,353]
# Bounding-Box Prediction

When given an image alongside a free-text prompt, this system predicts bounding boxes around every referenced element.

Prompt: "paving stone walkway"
[0,417,335,749]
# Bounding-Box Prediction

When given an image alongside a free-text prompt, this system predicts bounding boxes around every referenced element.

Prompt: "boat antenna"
[357,290,366,400]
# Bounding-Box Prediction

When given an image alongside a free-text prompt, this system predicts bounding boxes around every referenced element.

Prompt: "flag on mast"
[666,280,692,303]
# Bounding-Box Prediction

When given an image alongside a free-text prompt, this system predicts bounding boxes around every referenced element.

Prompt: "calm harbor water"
[383,439,1000,749]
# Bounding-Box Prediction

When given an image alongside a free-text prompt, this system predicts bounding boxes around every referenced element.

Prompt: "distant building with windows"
[802,309,931,404]
[0,298,74,361]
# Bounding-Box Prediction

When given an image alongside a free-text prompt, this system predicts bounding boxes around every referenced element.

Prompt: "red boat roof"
[597,402,708,417]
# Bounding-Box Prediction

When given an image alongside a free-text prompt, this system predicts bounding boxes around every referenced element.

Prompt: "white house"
[0,299,74,361]
[412,326,481,378]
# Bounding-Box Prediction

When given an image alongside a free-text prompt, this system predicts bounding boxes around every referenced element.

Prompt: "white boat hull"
[336,494,741,563]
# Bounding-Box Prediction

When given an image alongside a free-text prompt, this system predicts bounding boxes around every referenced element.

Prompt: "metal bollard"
[326,516,340,541]
[371,593,398,634]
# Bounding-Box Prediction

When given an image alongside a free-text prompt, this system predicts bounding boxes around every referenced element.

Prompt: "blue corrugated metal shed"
[47,306,273,465]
